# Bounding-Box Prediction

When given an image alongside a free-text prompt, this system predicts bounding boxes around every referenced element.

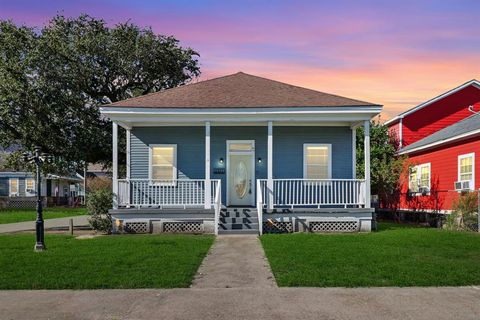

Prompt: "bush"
[444,192,479,232]
[86,189,113,234]
[86,177,112,192]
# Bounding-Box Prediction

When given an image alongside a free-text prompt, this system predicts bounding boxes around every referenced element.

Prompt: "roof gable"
[107,72,377,109]
[399,113,480,154]
[385,79,480,126]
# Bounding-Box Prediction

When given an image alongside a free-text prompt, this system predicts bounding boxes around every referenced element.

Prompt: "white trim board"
[458,153,475,190]
[226,140,256,207]
[303,143,332,179]
[148,144,178,185]
[399,129,480,155]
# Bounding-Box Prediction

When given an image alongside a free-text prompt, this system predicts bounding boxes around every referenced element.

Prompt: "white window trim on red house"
[409,163,431,195]
[458,153,475,190]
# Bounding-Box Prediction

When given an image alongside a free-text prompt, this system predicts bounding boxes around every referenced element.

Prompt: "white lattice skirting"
[124,221,150,234]
[309,220,359,233]
[263,221,293,233]
[163,221,203,233]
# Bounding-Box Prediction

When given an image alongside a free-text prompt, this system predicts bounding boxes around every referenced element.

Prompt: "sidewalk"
[192,235,276,288]
[0,286,479,320]
[0,215,89,234]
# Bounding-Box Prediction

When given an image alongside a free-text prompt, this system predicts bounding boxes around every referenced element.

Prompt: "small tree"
[86,188,114,234]
[356,118,406,220]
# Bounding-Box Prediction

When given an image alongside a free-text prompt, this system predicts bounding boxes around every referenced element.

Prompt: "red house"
[386,80,480,213]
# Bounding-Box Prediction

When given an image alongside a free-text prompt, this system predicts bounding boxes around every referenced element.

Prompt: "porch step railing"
[117,179,221,209]
[257,179,366,208]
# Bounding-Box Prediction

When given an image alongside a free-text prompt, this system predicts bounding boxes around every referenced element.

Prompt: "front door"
[227,141,255,206]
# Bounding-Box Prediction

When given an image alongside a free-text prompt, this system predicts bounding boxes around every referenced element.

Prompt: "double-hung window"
[458,153,475,189]
[25,178,35,195]
[149,144,177,185]
[303,144,332,179]
[409,163,430,194]
[9,178,19,197]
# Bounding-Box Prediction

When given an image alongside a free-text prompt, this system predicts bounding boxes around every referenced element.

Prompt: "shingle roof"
[107,72,378,109]
[400,113,480,153]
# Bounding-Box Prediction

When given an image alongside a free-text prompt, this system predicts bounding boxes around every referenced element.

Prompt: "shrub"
[86,177,112,192]
[86,189,113,234]
[444,192,479,232]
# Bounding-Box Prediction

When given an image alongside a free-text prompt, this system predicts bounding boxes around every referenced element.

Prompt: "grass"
[0,207,87,224]
[260,222,480,287]
[0,233,214,289]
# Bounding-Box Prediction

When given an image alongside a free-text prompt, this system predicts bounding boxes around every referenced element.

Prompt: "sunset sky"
[1,0,479,119]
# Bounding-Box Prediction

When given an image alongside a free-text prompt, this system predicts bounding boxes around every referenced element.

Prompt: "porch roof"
[105,72,380,109]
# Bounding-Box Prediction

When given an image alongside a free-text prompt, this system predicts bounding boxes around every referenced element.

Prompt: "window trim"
[408,162,431,195]
[303,143,332,180]
[9,178,19,197]
[25,178,36,195]
[458,153,475,189]
[148,144,177,185]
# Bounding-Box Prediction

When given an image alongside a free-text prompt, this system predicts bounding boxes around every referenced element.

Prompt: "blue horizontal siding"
[273,126,353,179]
[129,125,353,204]
[130,127,205,179]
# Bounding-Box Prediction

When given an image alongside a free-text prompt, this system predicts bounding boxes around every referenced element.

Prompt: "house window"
[409,163,430,193]
[149,144,177,183]
[458,153,475,188]
[303,144,332,179]
[9,178,19,196]
[25,178,35,194]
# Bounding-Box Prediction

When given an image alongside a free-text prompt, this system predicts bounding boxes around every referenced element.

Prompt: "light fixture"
[219,158,224,164]
[257,157,262,163]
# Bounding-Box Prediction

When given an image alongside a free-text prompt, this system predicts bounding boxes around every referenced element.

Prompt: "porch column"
[126,128,131,180]
[126,127,131,208]
[112,121,118,209]
[267,121,274,210]
[364,120,371,208]
[352,126,356,178]
[204,121,211,209]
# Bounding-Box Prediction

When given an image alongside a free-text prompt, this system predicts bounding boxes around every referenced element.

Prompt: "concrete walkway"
[0,286,479,320]
[0,215,89,233]
[192,235,276,288]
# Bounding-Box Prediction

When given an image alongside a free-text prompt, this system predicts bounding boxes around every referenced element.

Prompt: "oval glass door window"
[234,161,248,198]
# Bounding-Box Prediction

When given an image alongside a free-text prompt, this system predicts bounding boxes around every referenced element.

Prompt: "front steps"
[218,208,259,235]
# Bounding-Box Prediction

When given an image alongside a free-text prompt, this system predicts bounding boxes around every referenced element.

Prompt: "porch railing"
[117,179,221,209]
[257,179,366,208]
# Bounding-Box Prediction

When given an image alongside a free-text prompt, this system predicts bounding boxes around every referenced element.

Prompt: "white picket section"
[117,179,220,208]
[258,179,366,208]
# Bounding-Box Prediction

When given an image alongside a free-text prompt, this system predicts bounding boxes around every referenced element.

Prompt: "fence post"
[69,218,74,236]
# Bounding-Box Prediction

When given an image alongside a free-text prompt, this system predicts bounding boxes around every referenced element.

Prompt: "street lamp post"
[24,146,52,252]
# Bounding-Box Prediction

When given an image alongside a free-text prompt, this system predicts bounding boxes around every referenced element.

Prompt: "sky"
[1,0,479,119]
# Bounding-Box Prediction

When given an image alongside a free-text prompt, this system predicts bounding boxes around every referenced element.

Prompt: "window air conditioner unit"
[418,186,429,195]
[455,181,471,191]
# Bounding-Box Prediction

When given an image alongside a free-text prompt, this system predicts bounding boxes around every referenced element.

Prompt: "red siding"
[397,138,480,211]
[401,85,480,146]
[388,122,400,142]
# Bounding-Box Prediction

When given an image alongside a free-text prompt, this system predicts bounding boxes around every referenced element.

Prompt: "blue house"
[101,72,381,234]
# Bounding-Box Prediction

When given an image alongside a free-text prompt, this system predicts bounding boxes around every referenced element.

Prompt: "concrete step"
[218,223,259,231]
[219,217,259,224]
[218,229,259,235]
[220,211,257,218]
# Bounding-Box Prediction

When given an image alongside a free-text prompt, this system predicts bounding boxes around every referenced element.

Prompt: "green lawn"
[261,223,480,287]
[0,233,213,289]
[0,207,87,224]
